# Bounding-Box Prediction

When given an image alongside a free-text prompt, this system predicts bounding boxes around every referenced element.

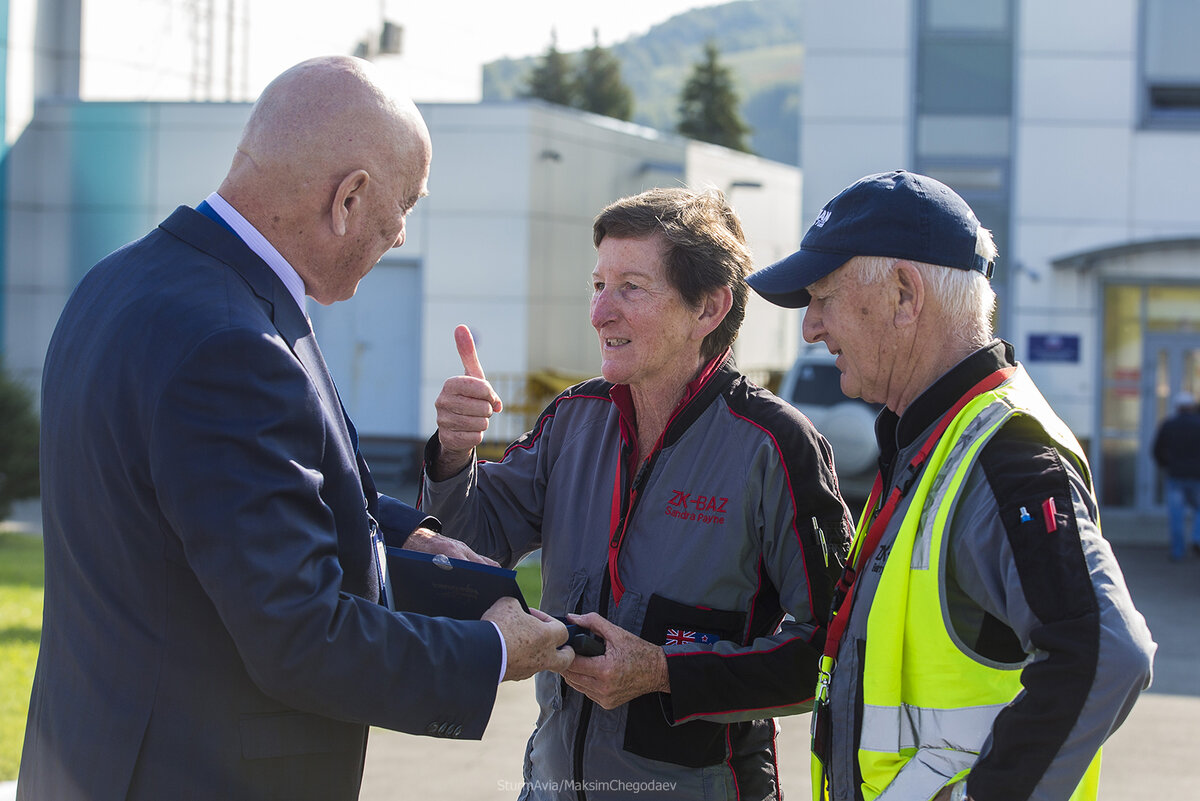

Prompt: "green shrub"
[0,365,39,520]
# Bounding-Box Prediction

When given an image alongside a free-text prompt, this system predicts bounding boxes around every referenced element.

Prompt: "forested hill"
[481,0,803,165]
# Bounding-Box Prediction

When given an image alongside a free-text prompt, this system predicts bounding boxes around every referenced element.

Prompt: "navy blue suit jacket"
[19,207,502,800]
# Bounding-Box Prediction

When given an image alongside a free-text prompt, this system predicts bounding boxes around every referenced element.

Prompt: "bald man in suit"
[18,55,572,801]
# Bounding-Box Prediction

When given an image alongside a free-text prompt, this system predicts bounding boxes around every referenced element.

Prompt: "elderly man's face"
[801,258,897,407]
[316,136,431,305]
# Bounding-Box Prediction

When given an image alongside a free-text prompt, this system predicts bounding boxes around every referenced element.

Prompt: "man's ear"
[330,169,370,237]
[694,286,734,340]
[893,260,924,329]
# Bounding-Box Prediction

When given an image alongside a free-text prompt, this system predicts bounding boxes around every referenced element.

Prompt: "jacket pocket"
[623,592,746,767]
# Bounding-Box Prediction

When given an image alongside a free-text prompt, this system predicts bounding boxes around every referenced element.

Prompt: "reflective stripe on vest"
[855,366,1100,801]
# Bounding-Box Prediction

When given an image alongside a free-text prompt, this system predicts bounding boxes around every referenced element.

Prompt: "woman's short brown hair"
[593,187,752,361]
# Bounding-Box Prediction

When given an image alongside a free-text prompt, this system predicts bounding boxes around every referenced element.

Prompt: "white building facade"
[801,0,1200,518]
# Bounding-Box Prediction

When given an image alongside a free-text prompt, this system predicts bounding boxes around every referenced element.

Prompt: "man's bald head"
[218,55,432,304]
[234,56,427,189]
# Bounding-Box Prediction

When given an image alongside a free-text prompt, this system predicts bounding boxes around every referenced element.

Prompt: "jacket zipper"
[572,572,607,801]
[573,449,652,800]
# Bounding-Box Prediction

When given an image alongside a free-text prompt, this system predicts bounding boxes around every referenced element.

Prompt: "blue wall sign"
[1028,334,1081,363]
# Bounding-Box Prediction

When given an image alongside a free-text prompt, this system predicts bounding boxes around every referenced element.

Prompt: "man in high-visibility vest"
[747,170,1156,801]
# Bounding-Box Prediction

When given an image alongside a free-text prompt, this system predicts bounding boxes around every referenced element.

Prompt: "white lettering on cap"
[814,208,832,228]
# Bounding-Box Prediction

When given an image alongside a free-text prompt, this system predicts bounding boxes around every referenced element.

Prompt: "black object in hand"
[555,617,606,656]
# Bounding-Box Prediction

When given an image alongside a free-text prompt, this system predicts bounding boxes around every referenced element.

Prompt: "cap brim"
[746,248,852,308]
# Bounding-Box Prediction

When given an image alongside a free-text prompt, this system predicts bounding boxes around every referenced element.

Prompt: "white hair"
[852,254,997,348]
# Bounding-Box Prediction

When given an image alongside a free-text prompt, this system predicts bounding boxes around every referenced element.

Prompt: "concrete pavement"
[359,542,1199,800]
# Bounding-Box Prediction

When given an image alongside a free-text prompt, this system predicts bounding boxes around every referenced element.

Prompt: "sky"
[82,0,731,103]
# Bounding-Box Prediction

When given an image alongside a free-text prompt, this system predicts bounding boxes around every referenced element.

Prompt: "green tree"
[676,40,753,153]
[525,31,577,107]
[0,364,39,519]
[575,30,634,121]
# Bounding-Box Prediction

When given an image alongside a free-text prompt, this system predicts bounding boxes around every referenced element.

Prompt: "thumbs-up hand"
[432,325,504,479]
[454,324,491,384]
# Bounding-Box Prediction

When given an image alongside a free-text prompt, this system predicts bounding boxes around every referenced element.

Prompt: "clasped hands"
[560,612,670,709]
[470,600,671,704]
[485,607,672,707]
[402,516,667,698]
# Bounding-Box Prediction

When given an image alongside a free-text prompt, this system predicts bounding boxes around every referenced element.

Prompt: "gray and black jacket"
[422,351,852,800]
[822,340,1155,801]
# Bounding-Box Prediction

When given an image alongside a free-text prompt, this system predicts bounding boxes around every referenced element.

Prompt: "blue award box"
[386,547,529,619]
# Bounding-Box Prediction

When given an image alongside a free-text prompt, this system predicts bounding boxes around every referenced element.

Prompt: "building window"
[915,0,1014,337]
[1147,285,1200,332]
[917,116,1010,159]
[1142,0,1200,126]
[1100,285,1143,507]
[918,0,1012,115]
[925,0,1009,32]
[918,41,1013,115]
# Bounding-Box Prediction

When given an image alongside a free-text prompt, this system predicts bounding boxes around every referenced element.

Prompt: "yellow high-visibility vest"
[830,367,1101,801]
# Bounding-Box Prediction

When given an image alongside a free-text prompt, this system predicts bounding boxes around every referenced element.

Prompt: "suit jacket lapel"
[159,206,374,503]
[160,208,343,429]
[291,330,379,505]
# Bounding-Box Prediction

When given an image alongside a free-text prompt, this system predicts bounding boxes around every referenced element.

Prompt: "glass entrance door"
[1138,335,1200,508]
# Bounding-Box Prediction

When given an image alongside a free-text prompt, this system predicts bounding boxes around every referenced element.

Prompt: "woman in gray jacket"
[423,187,853,800]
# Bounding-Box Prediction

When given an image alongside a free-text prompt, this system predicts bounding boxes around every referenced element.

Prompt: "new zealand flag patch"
[665,628,720,646]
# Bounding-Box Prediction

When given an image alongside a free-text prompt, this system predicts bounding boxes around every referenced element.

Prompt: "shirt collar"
[204,191,308,313]
[609,349,734,453]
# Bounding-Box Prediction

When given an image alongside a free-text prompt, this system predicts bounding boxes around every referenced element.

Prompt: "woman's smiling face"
[589,235,706,392]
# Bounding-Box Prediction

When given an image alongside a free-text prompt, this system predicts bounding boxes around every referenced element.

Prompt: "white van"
[776,346,881,506]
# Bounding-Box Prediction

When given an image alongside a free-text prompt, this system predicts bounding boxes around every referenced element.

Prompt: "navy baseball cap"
[747,170,995,308]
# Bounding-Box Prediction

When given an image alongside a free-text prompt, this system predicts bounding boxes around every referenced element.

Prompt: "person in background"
[19,55,570,801]
[423,186,853,800]
[1152,390,1200,562]
[747,169,1155,801]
